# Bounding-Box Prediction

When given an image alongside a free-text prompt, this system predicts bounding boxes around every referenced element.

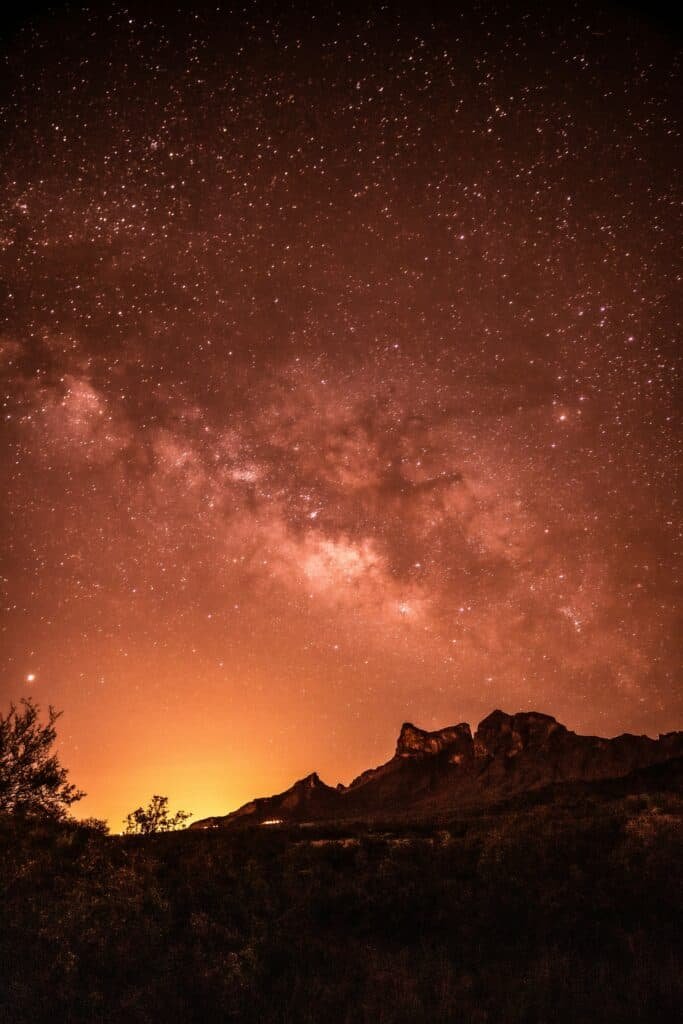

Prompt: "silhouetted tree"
[124,794,191,834]
[0,698,85,818]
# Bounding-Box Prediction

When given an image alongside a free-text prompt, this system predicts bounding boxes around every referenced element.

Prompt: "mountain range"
[190,710,683,829]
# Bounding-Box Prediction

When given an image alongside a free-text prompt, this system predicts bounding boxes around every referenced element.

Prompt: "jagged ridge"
[191,710,683,829]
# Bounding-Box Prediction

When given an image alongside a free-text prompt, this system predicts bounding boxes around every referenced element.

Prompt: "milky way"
[0,3,680,824]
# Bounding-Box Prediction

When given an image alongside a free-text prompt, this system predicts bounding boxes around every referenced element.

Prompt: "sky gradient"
[1,2,680,827]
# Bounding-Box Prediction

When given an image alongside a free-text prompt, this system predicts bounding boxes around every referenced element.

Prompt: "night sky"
[1,2,680,827]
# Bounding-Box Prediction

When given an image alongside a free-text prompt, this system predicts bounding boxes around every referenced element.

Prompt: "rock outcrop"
[190,709,683,830]
[474,710,564,759]
[193,772,340,829]
[395,722,473,762]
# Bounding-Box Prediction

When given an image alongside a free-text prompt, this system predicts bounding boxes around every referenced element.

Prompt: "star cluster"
[0,3,680,824]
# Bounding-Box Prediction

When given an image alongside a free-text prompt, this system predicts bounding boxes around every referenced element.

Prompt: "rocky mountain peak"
[396,721,473,759]
[295,772,323,789]
[474,710,566,759]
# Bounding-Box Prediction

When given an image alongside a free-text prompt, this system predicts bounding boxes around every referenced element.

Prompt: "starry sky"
[1,2,680,827]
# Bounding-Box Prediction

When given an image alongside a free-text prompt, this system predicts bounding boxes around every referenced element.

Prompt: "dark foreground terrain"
[1,781,681,1024]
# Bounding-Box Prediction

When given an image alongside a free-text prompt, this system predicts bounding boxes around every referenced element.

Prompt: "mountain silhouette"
[191,710,683,829]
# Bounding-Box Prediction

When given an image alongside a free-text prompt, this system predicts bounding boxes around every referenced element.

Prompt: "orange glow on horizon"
[1,3,680,827]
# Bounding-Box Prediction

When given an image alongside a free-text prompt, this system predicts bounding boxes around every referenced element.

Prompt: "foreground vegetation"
[1,787,681,1024]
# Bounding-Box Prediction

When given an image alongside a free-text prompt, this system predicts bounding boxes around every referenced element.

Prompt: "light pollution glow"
[0,3,680,827]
